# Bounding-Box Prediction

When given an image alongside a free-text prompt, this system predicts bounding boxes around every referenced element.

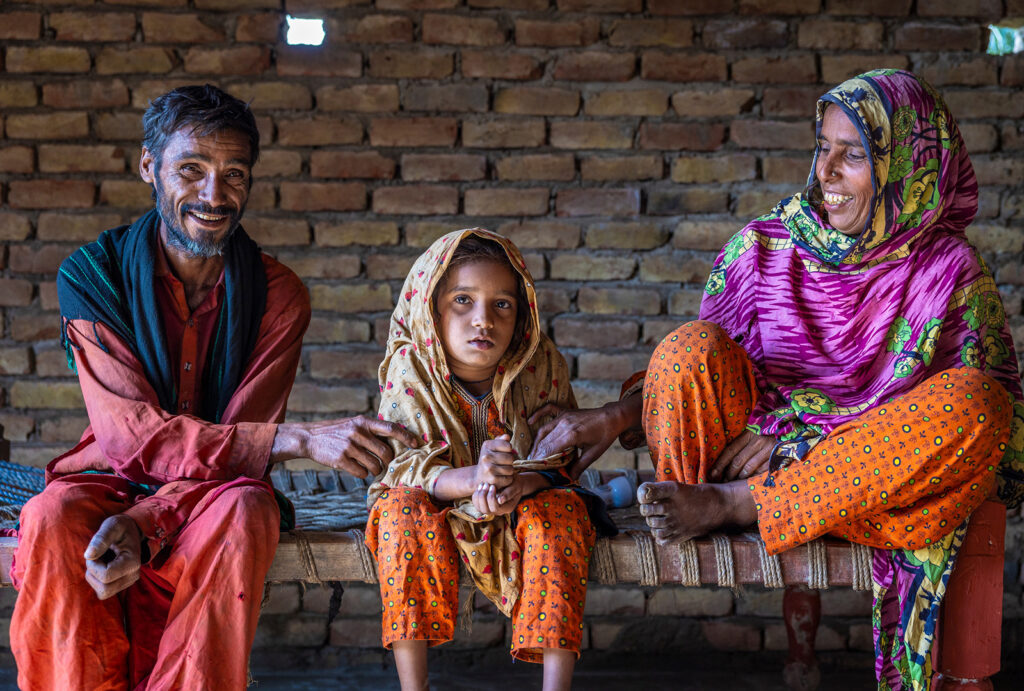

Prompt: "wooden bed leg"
[783,584,821,691]
[932,500,1005,691]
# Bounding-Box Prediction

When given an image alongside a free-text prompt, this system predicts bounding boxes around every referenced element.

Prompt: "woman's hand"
[528,395,642,479]
[474,434,516,489]
[708,429,776,482]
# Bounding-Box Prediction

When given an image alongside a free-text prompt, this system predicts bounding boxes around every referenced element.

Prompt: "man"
[10,85,420,690]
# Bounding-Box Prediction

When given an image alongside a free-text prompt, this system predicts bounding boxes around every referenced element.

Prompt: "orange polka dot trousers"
[365,487,595,663]
[643,320,1012,554]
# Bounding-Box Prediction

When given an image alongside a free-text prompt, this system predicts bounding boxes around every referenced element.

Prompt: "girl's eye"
[453,295,470,304]
[496,300,513,310]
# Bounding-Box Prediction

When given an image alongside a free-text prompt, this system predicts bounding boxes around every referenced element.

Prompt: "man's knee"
[20,480,115,549]
[204,484,280,549]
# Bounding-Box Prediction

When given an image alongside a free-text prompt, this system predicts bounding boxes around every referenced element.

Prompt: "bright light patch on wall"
[286,16,325,46]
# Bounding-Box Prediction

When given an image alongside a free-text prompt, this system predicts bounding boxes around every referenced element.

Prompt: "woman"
[530,70,1024,689]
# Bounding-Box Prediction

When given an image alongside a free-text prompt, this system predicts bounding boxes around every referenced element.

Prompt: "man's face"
[139,128,252,258]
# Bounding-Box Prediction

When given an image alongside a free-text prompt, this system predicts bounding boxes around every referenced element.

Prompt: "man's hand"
[84,515,143,600]
[474,435,516,489]
[274,417,422,478]
[528,395,641,479]
[709,429,775,482]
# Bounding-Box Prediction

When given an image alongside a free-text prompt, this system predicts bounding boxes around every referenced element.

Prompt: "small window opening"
[286,16,325,46]
[987,19,1024,55]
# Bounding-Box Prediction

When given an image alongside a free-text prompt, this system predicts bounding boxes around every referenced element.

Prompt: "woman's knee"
[649,320,737,369]
[934,368,1012,428]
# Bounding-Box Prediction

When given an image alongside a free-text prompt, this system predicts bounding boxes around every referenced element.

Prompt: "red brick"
[463,118,545,148]
[143,12,225,42]
[0,279,33,307]
[556,189,639,217]
[370,117,457,147]
[38,415,90,442]
[96,47,175,74]
[469,0,548,7]
[287,382,369,414]
[609,19,692,47]
[796,18,882,50]
[310,151,395,179]
[918,0,1001,18]
[970,156,1024,186]
[99,181,153,209]
[701,620,761,652]
[731,120,813,150]
[279,182,365,212]
[581,155,662,181]
[317,84,399,112]
[0,212,32,241]
[9,181,93,209]
[40,282,61,312]
[228,83,312,110]
[762,86,822,117]
[913,55,998,86]
[0,348,33,377]
[0,82,38,108]
[39,145,126,174]
[243,216,310,246]
[275,251,360,280]
[51,11,136,41]
[10,313,61,342]
[553,52,635,82]
[496,154,575,181]
[235,13,281,42]
[10,382,85,410]
[578,287,661,315]
[276,46,362,77]
[672,88,755,116]
[641,52,727,82]
[404,84,488,113]
[944,90,1024,119]
[368,49,454,79]
[495,87,579,116]
[9,245,73,275]
[552,317,637,349]
[649,0,732,12]
[95,112,144,141]
[672,154,756,183]
[276,117,362,146]
[585,89,668,116]
[341,14,413,43]
[496,220,580,249]
[130,79,199,109]
[372,185,458,215]
[465,188,548,216]
[401,154,485,181]
[515,18,599,46]
[739,0,820,12]
[638,123,724,151]
[461,50,542,80]
[6,46,91,73]
[374,0,456,7]
[585,221,668,250]
[193,0,278,8]
[184,46,271,75]
[649,188,729,215]
[668,289,705,316]
[824,0,912,16]
[315,221,399,247]
[550,255,635,281]
[762,155,812,184]
[365,254,416,280]
[0,11,41,40]
[309,350,382,380]
[253,149,302,178]
[0,147,34,174]
[556,0,642,10]
[640,254,712,283]
[42,79,130,109]
[820,55,910,84]
[37,213,123,242]
[735,188,789,217]
[422,13,504,46]
[550,121,634,150]
[893,22,982,51]
[703,18,788,49]
[303,317,371,344]
[733,55,817,84]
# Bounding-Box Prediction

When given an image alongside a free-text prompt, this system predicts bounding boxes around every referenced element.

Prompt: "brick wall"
[1,0,1023,667]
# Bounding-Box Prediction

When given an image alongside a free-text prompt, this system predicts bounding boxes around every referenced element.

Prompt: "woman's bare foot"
[637,480,757,544]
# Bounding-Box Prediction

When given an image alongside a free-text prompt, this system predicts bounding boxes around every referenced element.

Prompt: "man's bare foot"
[637,480,757,544]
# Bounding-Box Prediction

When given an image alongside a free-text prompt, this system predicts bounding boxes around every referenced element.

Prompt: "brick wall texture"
[2,0,1024,667]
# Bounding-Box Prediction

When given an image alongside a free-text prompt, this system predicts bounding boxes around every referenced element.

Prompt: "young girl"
[365,229,604,691]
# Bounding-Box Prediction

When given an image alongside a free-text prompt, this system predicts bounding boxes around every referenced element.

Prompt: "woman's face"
[815,106,874,236]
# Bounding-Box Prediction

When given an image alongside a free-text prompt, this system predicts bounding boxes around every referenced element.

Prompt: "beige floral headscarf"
[369,228,576,615]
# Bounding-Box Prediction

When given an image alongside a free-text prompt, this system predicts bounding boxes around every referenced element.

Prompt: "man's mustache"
[180,202,240,219]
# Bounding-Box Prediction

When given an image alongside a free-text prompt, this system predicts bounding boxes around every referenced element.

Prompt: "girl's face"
[815,105,874,236]
[436,259,519,384]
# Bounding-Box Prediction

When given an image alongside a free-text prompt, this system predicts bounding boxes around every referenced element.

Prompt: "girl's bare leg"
[392,639,429,691]
[542,647,576,691]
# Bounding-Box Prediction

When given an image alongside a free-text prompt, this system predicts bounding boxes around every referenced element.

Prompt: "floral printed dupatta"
[368,229,575,616]
[699,70,1023,689]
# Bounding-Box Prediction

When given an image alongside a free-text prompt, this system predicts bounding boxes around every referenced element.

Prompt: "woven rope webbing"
[756,537,784,588]
[628,530,659,586]
[349,529,378,583]
[807,539,829,589]
[850,541,872,591]
[677,540,700,586]
[291,529,322,584]
[593,537,617,584]
[710,534,735,588]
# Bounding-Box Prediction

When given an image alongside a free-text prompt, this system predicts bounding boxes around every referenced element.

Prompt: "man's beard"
[154,178,244,259]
